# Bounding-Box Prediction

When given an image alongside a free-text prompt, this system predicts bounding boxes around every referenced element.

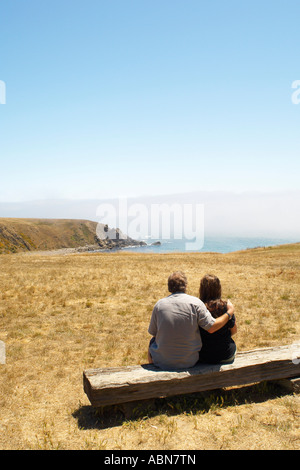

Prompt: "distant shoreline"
[22,240,300,257]
[1,217,298,256]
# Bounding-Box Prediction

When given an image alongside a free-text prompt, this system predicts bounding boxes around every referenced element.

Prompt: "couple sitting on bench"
[148,271,237,370]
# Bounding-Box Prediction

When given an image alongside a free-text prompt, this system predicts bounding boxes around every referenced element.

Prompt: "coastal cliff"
[0,218,145,254]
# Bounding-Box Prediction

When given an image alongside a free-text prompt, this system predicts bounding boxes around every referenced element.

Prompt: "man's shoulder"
[182,293,203,303]
[154,296,172,308]
[156,293,205,306]
[178,293,205,307]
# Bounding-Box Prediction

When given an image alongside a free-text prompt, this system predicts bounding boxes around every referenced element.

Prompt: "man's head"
[168,271,187,294]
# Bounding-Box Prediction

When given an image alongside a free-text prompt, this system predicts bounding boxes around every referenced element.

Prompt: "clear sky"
[0,0,300,202]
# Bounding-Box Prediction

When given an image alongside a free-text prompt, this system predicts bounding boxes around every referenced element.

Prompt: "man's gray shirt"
[148,293,216,369]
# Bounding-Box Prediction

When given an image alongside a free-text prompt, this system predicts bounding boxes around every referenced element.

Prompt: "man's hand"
[207,301,235,334]
[227,300,234,316]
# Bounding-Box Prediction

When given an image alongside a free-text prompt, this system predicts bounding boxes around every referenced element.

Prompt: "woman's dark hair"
[199,274,222,303]
[199,274,227,318]
[168,271,187,293]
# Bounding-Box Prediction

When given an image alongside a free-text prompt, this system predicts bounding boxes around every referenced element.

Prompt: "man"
[148,271,234,369]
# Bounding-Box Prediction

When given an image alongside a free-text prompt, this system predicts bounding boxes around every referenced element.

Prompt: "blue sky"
[0,0,300,202]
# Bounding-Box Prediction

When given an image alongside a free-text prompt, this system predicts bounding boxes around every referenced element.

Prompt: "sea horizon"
[105,235,300,255]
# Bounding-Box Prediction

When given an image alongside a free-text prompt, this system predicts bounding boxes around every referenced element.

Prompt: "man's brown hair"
[168,271,187,293]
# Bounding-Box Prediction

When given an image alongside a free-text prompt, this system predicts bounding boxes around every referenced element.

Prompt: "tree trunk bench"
[83,343,300,408]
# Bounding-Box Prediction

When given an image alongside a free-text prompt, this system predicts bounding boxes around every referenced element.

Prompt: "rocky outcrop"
[94,225,146,250]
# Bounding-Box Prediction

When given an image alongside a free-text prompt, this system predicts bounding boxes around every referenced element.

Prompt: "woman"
[198,274,237,364]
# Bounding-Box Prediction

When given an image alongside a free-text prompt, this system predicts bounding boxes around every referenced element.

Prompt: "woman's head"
[168,271,187,293]
[199,274,222,303]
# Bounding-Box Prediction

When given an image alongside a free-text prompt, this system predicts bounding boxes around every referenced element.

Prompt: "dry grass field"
[0,243,299,450]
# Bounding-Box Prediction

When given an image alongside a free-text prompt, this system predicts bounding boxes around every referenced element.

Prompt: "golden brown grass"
[0,243,299,449]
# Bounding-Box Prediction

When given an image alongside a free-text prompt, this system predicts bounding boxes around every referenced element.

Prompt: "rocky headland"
[0,218,146,254]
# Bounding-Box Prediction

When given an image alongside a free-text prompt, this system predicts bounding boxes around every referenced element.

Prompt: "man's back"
[148,293,215,369]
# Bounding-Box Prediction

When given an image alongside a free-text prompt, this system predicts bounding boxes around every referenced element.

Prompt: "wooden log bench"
[83,343,300,409]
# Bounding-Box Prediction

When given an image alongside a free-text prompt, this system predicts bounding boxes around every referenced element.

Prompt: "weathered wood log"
[83,343,300,407]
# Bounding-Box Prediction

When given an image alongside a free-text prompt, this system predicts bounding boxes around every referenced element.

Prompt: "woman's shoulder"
[206,299,228,318]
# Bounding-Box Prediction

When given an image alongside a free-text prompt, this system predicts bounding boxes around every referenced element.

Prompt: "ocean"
[119,236,299,254]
